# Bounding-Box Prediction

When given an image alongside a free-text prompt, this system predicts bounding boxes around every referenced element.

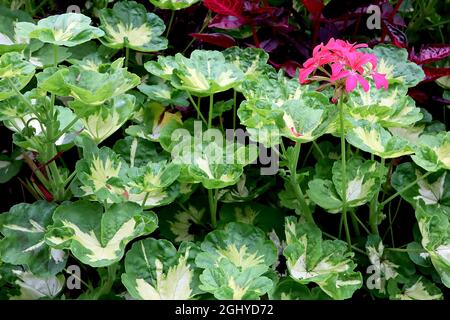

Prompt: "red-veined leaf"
[190,33,237,48]
[384,20,407,48]
[203,0,244,17]
[209,14,245,29]
[410,44,450,65]
[422,66,450,82]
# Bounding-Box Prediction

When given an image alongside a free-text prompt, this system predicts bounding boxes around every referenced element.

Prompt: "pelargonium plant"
[0,0,448,302]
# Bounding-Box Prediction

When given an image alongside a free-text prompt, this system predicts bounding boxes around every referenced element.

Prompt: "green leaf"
[15,13,104,47]
[29,43,72,68]
[0,5,33,54]
[415,201,450,288]
[138,82,189,107]
[125,103,183,142]
[0,52,36,101]
[238,75,335,146]
[9,270,65,300]
[144,55,178,80]
[391,277,443,300]
[170,50,244,96]
[346,120,414,158]
[171,133,258,189]
[74,141,129,203]
[149,0,201,10]
[122,239,202,300]
[307,157,386,213]
[269,278,331,300]
[113,136,169,167]
[159,201,208,244]
[38,58,140,106]
[99,1,168,52]
[127,160,180,191]
[0,201,67,276]
[223,47,273,84]
[46,200,157,267]
[283,217,362,300]
[392,162,450,209]
[346,83,422,128]
[73,94,136,144]
[195,222,277,299]
[0,150,22,184]
[411,132,450,172]
[362,45,425,87]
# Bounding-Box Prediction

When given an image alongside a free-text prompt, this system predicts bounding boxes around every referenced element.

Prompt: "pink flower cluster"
[299,39,389,93]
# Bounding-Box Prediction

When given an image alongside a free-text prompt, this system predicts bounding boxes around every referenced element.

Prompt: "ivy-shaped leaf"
[0,52,36,101]
[9,270,65,300]
[38,58,140,106]
[73,94,136,144]
[392,162,450,209]
[122,238,202,300]
[171,132,258,189]
[307,157,386,213]
[45,201,158,267]
[361,45,425,87]
[0,201,67,276]
[415,202,450,288]
[411,132,450,172]
[169,50,244,96]
[0,6,33,54]
[346,83,422,128]
[346,120,414,158]
[74,141,129,203]
[195,222,277,299]
[15,13,104,47]
[390,277,443,300]
[283,217,362,300]
[99,1,167,52]
[223,47,273,84]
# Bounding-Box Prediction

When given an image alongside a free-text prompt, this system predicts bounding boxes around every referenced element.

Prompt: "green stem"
[312,141,325,159]
[125,46,130,68]
[288,143,314,224]
[208,189,217,228]
[51,115,80,143]
[350,210,371,234]
[165,10,176,38]
[323,231,367,255]
[7,79,40,117]
[349,209,361,237]
[379,171,433,207]
[208,94,214,129]
[369,157,385,234]
[142,192,149,207]
[338,97,350,246]
[233,89,237,130]
[187,92,207,124]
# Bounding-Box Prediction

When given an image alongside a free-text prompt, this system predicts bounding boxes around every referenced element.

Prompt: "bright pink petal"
[345,74,358,92]
[372,72,389,90]
[299,66,315,83]
[356,74,370,92]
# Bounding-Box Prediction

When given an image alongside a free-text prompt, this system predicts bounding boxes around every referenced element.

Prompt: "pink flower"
[372,71,389,90]
[298,38,388,93]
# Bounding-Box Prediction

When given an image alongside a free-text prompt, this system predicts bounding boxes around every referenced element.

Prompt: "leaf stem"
[165,10,176,38]
[338,97,350,246]
[208,94,214,129]
[187,92,207,124]
[379,171,433,207]
[208,189,217,228]
[233,89,237,130]
[288,143,314,224]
